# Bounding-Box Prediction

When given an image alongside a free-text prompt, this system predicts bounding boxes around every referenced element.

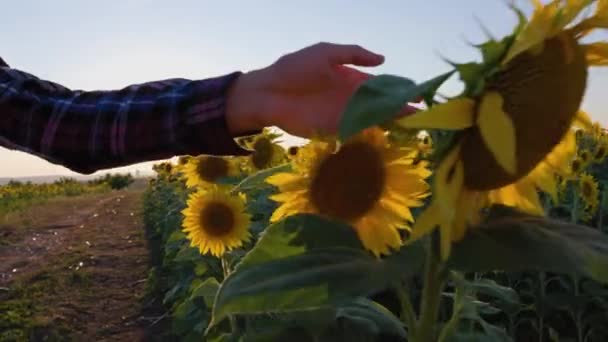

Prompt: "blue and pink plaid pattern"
[0,57,248,174]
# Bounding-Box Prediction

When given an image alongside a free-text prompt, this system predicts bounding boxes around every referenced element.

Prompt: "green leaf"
[448,206,608,283]
[232,164,291,194]
[237,214,364,269]
[338,72,454,140]
[467,278,521,314]
[191,277,220,307]
[335,298,406,339]
[477,39,509,66]
[209,214,425,329]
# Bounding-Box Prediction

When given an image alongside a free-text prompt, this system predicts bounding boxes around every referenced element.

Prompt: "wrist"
[225,68,274,136]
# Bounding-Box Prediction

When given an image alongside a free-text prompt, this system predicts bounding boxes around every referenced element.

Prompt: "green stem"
[395,282,417,336]
[598,191,605,231]
[571,193,579,223]
[438,308,461,342]
[538,272,545,342]
[415,248,445,342]
[438,272,463,342]
[221,256,239,336]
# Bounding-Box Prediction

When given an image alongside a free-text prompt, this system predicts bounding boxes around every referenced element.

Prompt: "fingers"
[318,42,385,67]
[332,65,371,83]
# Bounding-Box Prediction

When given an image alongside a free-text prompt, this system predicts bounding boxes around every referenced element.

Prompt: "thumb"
[321,43,385,67]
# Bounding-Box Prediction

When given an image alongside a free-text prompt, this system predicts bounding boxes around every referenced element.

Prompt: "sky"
[1,0,606,178]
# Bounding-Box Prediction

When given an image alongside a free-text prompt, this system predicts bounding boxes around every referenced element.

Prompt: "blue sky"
[1,0,606,177]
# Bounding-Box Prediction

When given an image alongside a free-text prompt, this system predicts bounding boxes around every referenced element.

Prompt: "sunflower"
[181,186,251,257]
[183,155,237,188]
[287,146,300,159]
[417,132,433,155]
[579,172,600,211]
[570,156,585,175]
[397,0,606,259]
[248,134,287,171]
[579,150,592,165]
[266,127,431,256]
[593,142,608,162]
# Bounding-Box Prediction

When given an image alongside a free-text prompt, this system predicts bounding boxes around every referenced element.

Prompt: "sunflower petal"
[477,92,518,175]
[573,110,594,131]
[395,98,475,130]
[583,42,608,66]
[504,1,559,63]
[407,203,440,242]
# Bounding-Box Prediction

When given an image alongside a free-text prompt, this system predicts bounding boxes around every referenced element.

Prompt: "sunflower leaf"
[448,205,608,283]
[231,164,291,194]
[208,214,425,330]
[338,72,454,141]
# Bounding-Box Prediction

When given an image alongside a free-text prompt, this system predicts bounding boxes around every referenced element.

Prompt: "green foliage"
[211,214,425,328]
[88,173,134,190]
[338,72,453,141]
[448,206,608,282]
[141,95,608,341]
[0,178,108,217]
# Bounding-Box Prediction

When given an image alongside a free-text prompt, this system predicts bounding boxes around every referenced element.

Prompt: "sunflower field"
[0,178,108,217]
[142,2,608,341]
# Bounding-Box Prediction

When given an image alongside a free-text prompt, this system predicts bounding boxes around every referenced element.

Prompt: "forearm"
[0,59,250,174]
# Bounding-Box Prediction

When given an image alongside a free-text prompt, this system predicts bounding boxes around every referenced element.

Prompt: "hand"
[226,42,386,137]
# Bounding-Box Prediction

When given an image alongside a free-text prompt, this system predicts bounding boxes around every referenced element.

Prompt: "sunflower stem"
[394,282,417,336]
[598,190,605,231]
[415,244,445,342]
[221,256,239,336]
[571,192,579,223]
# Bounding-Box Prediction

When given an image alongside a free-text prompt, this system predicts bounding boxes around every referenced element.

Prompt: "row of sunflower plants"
[142,1,608,341]
[0,177,110,217]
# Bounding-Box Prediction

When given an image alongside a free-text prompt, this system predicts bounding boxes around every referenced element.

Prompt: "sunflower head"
[396,0,607,259]
[571,157,585,174]
[594,143,608,162]
[287,146,299,158]
[267,127,431,256]
[178,155,192,166]
[249,135,287,171]
[579,172,600,210]
[184,155,235,188]
[579,150,592,165]
[181,187,251,257]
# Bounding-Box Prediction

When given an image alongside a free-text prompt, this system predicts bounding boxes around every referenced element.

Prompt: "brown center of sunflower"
[595,146,607,160]
[309,142,386,222]
[251,138,274,169]
[580,151,591,163]
[178,156,191,165]
[572,159,583,173]
[288,146,299,156]
[200,201,235,237]
[581,181,594,198]
[197,156,229,182]
[461,32,588,190]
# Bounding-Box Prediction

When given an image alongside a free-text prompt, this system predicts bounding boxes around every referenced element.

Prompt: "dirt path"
[0,188,158,341]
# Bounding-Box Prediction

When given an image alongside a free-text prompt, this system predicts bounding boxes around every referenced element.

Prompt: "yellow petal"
[504,1,558,64]
[407,203,440,242]
[477,92,517,175]
[573,110,594,131]
[572,0,608,35]
[434,145,465,221]
[395,98,475,130]
[584,42,608,66]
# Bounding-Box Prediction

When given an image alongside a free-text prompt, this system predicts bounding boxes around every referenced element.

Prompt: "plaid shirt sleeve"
[0,57,251,174]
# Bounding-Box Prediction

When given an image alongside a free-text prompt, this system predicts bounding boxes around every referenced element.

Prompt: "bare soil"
[0,187,161,341]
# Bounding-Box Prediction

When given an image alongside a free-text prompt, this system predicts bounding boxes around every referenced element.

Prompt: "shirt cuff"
[176,71,259,156]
